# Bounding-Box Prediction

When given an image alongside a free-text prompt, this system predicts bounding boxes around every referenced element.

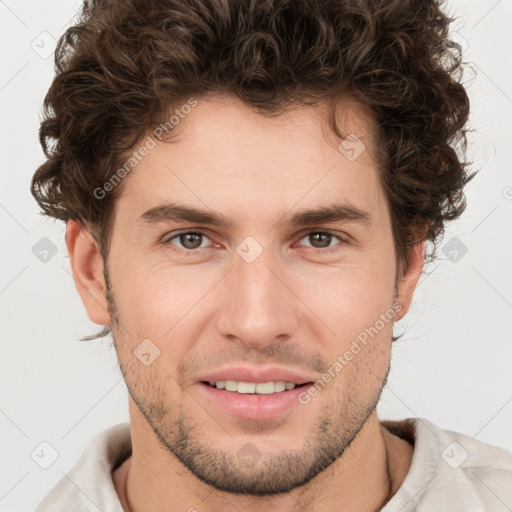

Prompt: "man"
[32,0,512,510]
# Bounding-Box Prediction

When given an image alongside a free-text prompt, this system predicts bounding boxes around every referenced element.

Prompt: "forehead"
[114,94,386,226]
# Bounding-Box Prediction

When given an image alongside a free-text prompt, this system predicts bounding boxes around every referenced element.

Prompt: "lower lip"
[197,382,312,421]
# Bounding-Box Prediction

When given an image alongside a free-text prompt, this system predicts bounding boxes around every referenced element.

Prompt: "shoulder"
[35,423,131,512]
[381,417,512,512]
[432,419,512,504]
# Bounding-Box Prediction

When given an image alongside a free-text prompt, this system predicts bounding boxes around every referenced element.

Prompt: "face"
[74,94,423,495]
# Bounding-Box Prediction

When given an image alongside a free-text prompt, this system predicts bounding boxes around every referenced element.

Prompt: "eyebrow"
[136,202,371,230]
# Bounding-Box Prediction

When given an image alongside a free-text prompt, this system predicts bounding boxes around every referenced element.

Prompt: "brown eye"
[298,231,345,253]
[165,231,211,251]
[307,232,334,248]
[178,233,203,249]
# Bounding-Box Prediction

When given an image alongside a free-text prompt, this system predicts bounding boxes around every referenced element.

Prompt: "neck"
[113,408,413,512]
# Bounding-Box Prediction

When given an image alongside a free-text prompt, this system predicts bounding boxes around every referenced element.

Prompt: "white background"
[1,1,511,510]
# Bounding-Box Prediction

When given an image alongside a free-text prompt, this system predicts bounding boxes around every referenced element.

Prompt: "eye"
[164,230,213,252]
[296,231,347,254]
[162,230,347,255]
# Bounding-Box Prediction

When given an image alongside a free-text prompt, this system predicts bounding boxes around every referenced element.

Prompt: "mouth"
[198,380,315,421]
[202,380,312,395]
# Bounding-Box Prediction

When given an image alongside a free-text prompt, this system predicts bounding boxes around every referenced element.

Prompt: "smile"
[205,380,298,394]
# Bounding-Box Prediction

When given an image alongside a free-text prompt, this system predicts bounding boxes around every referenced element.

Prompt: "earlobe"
[65,220,111,326]
[394,240,426,322]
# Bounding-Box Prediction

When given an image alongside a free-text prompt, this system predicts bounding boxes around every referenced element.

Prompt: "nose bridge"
[215,244,298,349]
[235,249,278,305]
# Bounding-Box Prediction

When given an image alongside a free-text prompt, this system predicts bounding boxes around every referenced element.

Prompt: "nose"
[215,248,300,351]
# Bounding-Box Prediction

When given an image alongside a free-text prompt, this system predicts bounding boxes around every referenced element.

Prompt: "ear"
[394,240,426,322]
[65,220,110,326]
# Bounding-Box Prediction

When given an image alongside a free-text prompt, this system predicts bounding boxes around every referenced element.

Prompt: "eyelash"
[162,230,348,255]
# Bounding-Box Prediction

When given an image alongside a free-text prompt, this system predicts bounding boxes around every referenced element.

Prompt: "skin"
[66,94,423,512]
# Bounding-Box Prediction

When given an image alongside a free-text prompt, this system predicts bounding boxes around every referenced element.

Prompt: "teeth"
[274,381,286,392]
[225,380,237,392]
[211,380,297,394]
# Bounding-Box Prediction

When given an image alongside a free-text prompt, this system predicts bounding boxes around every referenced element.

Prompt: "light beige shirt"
[36,417,512,511]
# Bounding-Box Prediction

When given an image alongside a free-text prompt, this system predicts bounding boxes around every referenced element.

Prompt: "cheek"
[110,223,397,342]
[303,259,395,338]
[114,264,218,343]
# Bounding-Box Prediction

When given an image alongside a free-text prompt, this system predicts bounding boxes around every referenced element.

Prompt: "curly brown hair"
[31,0,475,335]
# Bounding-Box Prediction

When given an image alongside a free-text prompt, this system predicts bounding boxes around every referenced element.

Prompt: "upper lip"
[198,366,314,385]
